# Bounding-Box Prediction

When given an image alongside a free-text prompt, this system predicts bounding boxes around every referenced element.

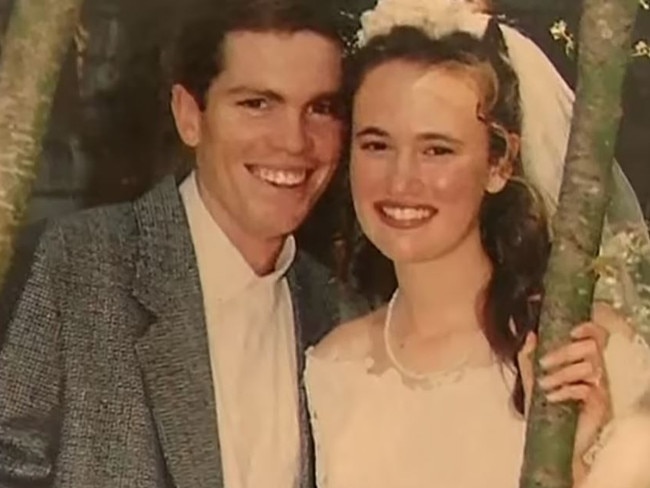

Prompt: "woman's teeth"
[381,205,434,221]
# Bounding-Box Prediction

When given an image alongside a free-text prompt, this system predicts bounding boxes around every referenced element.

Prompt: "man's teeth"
[254,167,307,186]
[382,205,433,221]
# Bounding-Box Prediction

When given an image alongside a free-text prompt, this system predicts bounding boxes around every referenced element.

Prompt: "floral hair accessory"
[356,0,478,47]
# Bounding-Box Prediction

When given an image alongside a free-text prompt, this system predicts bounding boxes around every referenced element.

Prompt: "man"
[0,0,366,486]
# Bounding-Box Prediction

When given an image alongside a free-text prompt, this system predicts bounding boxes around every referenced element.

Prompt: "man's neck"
[237,238,285,276]
[195,176,285,276]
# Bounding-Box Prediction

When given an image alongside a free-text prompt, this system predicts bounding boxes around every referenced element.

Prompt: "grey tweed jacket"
[0,176,367,488]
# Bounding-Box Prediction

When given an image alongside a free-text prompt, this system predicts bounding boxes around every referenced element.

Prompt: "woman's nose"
[387,151,424,195]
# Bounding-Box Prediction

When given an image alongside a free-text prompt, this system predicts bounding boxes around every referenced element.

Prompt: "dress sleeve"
[579,333,650,488]
[604,332,650,418]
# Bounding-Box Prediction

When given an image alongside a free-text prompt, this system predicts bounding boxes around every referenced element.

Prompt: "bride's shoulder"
[311,306,387,362]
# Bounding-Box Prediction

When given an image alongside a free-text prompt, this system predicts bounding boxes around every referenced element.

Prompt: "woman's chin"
[376,244,443,266]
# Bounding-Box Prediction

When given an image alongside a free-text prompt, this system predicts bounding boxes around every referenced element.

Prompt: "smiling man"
[171,27,343,275]
[0,1,366,487]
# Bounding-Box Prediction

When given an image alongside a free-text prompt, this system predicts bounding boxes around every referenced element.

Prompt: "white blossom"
[356,0,475,47]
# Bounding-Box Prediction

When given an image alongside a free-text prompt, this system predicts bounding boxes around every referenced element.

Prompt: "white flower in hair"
[357,0,477,46]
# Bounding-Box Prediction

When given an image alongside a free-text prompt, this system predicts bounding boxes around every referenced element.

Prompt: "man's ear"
[170,84,202,148]
[486,133,519,194]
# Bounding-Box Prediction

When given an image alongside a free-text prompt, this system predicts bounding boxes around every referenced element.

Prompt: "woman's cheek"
[428,168,473,201]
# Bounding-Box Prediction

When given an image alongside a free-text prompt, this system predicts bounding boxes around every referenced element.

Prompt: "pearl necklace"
[383,289,480,385]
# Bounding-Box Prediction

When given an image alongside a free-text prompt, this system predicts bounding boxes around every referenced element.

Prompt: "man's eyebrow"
[354,126,389,138]
[225,87,342,105]
[225,86,285,102]
[311,90,342,101]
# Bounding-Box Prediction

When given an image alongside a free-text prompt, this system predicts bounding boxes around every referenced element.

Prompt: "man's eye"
[309,99,340,118]
[237,98,269,110]
[359,140,389,152]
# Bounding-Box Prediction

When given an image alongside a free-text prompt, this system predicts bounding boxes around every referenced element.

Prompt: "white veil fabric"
[356,0,650,338]
[496,17,650,338]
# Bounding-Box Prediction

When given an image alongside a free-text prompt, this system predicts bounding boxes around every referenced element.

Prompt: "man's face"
[172,30,344,246]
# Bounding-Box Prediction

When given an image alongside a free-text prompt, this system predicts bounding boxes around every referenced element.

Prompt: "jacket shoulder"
[29,201,139,288]
[4,200,137,283]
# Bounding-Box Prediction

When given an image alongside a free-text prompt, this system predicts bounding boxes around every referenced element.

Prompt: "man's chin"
[255,212,307,239]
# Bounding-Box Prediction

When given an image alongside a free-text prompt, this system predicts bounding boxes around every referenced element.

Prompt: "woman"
[304,2,650,487]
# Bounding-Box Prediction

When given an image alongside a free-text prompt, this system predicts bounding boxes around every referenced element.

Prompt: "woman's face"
[350,60,509,264]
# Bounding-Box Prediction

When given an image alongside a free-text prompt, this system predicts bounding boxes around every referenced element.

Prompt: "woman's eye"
[424,146,454,156]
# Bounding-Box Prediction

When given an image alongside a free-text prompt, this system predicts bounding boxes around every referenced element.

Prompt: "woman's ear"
[170,84,202,148]
[486,133,519,194]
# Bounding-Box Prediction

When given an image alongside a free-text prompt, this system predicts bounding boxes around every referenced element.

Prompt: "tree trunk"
[0,0,84,290]
[519,0,640,487]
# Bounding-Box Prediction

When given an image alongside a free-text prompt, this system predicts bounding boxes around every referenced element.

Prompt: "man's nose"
[273,111,312,156]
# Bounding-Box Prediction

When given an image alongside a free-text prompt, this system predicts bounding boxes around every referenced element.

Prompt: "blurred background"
[0,0,648,269]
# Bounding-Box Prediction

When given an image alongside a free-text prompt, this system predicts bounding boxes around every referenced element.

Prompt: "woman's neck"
[393,230,493,339]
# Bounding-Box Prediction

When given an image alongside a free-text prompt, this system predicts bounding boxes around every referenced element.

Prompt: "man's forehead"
[215,30,343,96]
[221,29,342,67]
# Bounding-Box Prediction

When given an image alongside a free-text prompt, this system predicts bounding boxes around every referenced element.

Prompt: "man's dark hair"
[172,0,350,109]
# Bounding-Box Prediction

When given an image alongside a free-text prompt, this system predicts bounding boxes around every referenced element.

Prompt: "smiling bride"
[303,1,650,487]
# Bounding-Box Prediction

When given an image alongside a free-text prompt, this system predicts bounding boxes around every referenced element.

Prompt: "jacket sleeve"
[0,226,62,488]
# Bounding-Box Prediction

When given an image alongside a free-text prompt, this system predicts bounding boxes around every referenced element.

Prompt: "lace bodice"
[304,333,650,488]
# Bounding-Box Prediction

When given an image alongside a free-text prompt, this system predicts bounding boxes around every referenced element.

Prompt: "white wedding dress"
[304,332,650,488]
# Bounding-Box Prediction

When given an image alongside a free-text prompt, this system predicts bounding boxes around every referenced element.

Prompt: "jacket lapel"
[131,177,223,488]
[129,178,362,488]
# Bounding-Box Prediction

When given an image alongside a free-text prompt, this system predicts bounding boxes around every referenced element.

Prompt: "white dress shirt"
[180,172,300,488]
